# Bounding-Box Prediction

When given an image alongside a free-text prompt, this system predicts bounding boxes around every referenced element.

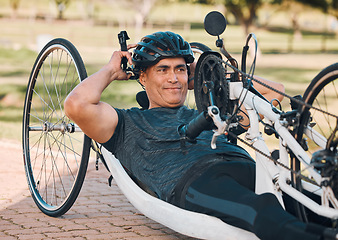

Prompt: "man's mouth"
[165,87,181,89]
[163,84,182,90]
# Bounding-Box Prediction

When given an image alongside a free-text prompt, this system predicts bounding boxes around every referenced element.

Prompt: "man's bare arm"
[252,76,285,104]
[239,76,285,129]
[64,50,134,143]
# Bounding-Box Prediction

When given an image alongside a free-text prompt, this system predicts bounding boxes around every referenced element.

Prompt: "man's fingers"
[127,43,137,50]
[119,50,133,65]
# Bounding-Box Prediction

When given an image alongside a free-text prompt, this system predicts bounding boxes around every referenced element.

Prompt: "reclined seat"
[101,146,258,240]
[99,90,258,240]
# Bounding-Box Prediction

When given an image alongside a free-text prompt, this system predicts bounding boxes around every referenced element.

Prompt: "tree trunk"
[291,13,302,40]
[133,0,156,40]
[10,0,20,19]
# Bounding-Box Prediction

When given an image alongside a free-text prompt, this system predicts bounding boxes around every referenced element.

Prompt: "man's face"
[140,57,188,109]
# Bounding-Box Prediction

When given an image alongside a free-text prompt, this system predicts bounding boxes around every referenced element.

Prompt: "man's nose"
[168,70,178,83]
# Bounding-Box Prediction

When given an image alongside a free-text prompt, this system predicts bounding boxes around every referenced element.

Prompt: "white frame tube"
[230,82,338,219]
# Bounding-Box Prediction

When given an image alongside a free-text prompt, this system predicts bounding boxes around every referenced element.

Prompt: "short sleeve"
[101,108,124,154]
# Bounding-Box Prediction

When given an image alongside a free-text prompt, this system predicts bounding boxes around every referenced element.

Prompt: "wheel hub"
[42,121,75,133]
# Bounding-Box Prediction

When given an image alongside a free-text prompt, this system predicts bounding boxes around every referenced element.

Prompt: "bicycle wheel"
[22,38,90,217]
[293,62,338,224]
[185,42,211,109]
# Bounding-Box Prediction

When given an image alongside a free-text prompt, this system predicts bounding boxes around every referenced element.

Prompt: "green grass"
[0,106,23,122]
[0,47,36,78]
[255,66,321,85]
[0,47,36,64]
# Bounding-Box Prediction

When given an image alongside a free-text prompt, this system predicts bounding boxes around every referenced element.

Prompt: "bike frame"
[229,81,338,219]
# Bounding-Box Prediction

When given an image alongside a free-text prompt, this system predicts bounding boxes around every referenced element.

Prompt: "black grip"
[118,31,130,71]
[178,111,212,142]
[241,45,249,75]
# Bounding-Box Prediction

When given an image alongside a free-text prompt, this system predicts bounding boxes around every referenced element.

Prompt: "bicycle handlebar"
[178,111,212,142]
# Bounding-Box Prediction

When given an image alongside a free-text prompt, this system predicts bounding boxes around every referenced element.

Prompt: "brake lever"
[118,31,130,71]
[117,31,138,80]
[208,106,228,149]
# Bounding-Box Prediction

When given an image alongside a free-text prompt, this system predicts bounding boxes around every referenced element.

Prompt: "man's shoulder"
[114,107,143,117]
[116,106,198,127]
[119,106,197,115]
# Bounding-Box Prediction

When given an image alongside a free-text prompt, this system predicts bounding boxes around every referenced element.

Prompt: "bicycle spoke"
[64,132,79,169]
[52,49,64,117]
[47,133,68,204]
[32,88,55,115]
[49,132,77,179]
[30,132,44,169]
[49,132,82,158]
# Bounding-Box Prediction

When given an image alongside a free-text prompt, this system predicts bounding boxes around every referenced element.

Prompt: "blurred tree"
[272,0,337,17]
[130,0,157,34]
[189,0,217,3]
[107,0,159,39]
[84,0,95,19]
[301,0,338,18]
[54,0,70,19]
[181,0,337,34]
[275,0,337,16]
[174,0,220,4]
[332,0,338,18]
[186,0,337,52]
[180,0,265,35]
[10,0,20,19]
[271,0,304,40]
[272,0,338,44]
[223,0,264,35]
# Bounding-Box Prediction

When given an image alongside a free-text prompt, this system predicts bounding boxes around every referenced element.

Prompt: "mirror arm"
[216,36,223,48]
[219,42,240,81]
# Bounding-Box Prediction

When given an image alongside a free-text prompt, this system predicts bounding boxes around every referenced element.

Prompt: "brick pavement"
[0,139,194,240]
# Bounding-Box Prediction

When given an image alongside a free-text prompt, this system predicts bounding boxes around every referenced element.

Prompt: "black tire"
[190,42,212,54]
[185,42,212,109]
[292,62,338,224]
[22,38,90,217]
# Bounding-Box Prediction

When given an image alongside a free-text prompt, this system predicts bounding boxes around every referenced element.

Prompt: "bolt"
[211,108,218,114]
[286,179,292,185]
[321,180,329,187]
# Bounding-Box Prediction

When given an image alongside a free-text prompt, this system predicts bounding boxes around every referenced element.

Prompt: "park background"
[0,0,337,142]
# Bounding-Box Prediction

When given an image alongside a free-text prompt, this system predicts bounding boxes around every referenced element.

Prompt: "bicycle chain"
[218,58,335,186]
[227,131,319,186]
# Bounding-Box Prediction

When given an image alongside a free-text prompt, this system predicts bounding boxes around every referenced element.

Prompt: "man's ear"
[139,71,146,86]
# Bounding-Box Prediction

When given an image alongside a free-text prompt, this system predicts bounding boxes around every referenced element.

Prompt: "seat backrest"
[136,91,149,110]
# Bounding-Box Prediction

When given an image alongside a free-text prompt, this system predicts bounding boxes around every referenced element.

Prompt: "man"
[65,31,336,240]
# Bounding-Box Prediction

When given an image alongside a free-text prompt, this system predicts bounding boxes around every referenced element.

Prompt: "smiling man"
[64,31,337,240]
[139,57,188,108]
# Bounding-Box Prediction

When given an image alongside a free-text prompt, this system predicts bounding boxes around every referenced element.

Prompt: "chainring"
[194,52,235,120]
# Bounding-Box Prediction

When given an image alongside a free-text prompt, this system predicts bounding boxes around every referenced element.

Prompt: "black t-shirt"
[102,106,253,200]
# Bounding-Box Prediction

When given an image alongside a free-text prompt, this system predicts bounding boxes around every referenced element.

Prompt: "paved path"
[0,139,194,240]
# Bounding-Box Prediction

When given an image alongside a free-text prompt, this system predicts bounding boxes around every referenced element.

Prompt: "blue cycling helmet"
[132,31,194,71]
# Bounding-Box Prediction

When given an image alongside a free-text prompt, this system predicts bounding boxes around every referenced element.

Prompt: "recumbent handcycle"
[22,11,338,239]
